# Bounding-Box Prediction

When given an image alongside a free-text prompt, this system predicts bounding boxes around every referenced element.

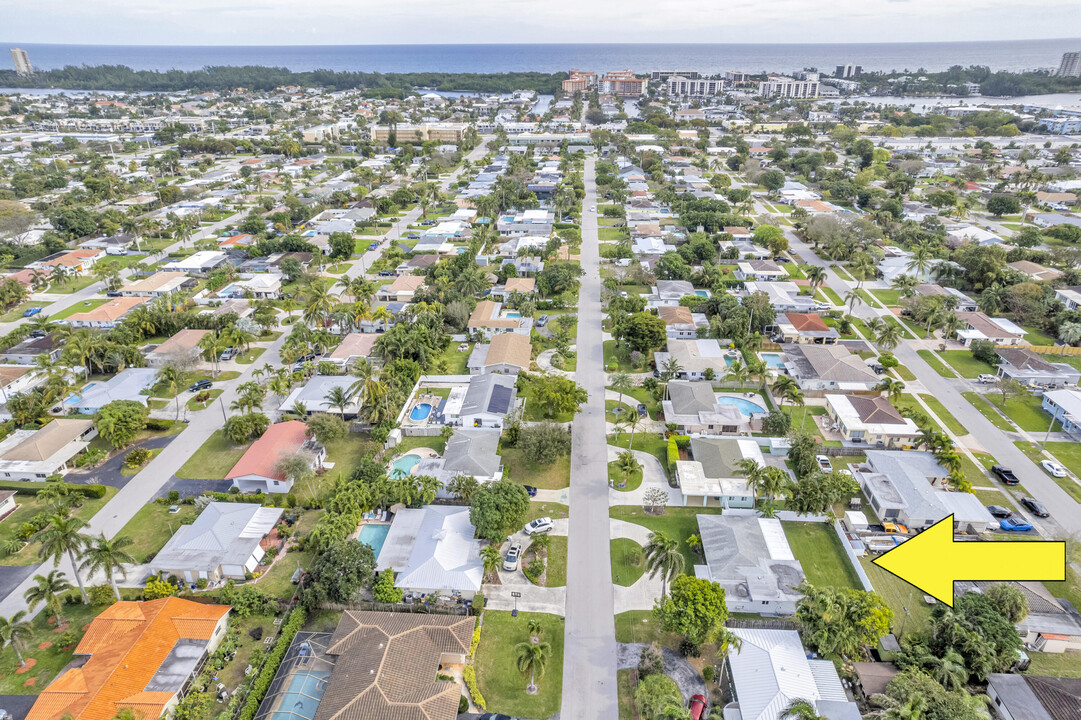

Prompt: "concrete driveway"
[607,445,682,507]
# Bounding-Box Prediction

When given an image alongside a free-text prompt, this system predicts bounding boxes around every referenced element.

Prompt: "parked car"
[1022,497,1050,517]
[378,270,395,277]
[219,347,235,361]
[524,517,553,535]
[986,505,1013,519]
[816,455,833,472]
[106,290,123,297]
[523,485,538,497]
[405,232,420,239]
[22,307,42,318]
[188,379,212,392]
[503,542,522,571]
[883,521,910,534]
[1000,517,1034,532]
[478,714,517,720]
[992,465,1020,485]
[689,694,708,720]
[1041,459,1067,478]
[977,374,998,383]
[637,403,648,416]
[368,242,379,251]
[537,314,549,327]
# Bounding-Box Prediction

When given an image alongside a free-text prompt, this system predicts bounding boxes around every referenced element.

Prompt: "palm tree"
[725,359,749,390]
[780,699,824,720]
[80,534,136,601]
[480,544,502,582]
[610,372,634,408]
[929,649,968,691]
[643,531,685,598]
[876,377,905,402]
[515,640,552,694]
[526,618,543,641]
[156,365,184,422]
[806,266,826,294]
[24,570,72,624]
[843,289,864,316]
[0,612,33,666]
[875,322,903,352]
[906,243,935,278]
[1059,321,1081,353]
[622,411,644,452]
[38,514,90,603]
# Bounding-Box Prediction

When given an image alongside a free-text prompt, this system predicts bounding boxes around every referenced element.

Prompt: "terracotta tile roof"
[28,598,229,720]
[467,301,517,329]
[225,421,310,482]
[149,329,209,357]
[121,272,189,294]
[66,297,147,324]
[658,305,694,326]
[786,313,828,332]
[328,333,377,361]
[314,611,475,720]
[504,277,535,293]
[386,275,425,293]
[483,332,531,369]
[0,365,32,388]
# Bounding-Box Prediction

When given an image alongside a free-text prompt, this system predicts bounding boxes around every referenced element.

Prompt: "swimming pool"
[390,453,421,478]
[409,402,433,421]
[694,289,709,297]
[358,524,390,558]
[505,311,522,319]
[759,352,787,369]
[267,669,329,720]
[716,395,767,416]
[64,382,96,405]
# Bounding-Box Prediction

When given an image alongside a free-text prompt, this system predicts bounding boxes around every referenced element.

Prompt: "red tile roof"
[787,313,828,332]
[225,420,310,482]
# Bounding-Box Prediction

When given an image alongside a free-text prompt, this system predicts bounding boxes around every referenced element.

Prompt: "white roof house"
[150,503,283,583]
[161,250,230,274]
[727,628,860,720]
[65,368,158,415]
[375,506,483,599]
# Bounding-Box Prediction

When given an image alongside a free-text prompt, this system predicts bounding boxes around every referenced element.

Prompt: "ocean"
[3,39,1080,75]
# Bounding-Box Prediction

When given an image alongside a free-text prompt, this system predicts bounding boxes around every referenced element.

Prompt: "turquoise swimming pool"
[716,395,767,416]
[505,311,522,319]
[358,523,390,558]
[390,453,421,478]
[409,402,433,421]
[759,352,787,369]
[267,669,329,720]
[694,289,709,297]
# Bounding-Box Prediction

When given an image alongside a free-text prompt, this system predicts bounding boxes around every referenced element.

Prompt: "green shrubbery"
[239,608,306,720]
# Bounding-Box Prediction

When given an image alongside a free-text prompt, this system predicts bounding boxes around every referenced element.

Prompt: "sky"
[3,0,1081,45]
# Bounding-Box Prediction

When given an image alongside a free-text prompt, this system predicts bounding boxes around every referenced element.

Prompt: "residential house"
[912,283,979,312]
[65,297,148,328]
[218,275,281,300]
[1056,285,1081,311]
[151,503,283,583]
[466,332,532,375]
[437,373,517,429]
[735,259,788,281]
[855,450,995,533]
[720,239,770,260]
[326,333,378,368]
[772,313,840,344]
[25,599,231,720]
[280,376,361,419]
[695,515,805,615]
[676,437,763,507]
[725,628,861,719]
[161,250,230,275]
[723,226,753,240]
[310,611,474,720]
[960,580,1081,655]
[119,272,194,297]
[375,506,484,599]
[420,428,503,485]
[1009,260,1064,283]
[955,312,1026,346]
[1041,389,1081,435]
[466,300,532,338]
[825,394,920,448]
[996,348,1081,388]
[947,225,1005,247]
[743,281,829,314]
[987,673,1081,719]
[783,344,881,392]
[662,381,750,435]
[33,248,104,275]
[645,280,697,307]
[65,368,158,414]
[653,338,737,381]
[376,275,425,302]
[225,421,324,493]
[146,329,210,368]
[1,333,62,364]
[0,490,16,520]
[0,365,45,409]
[496,209,554,236]
[657,305,707,339]
[490,277,536,301]
[0,418,96,481]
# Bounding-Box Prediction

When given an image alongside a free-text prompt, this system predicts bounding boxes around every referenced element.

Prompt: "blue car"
[368,242,379,251]
[1000,517,1033,532]
[22,307,42,318]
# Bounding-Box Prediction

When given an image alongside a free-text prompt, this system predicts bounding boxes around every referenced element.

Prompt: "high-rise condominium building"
[666,76,724,97]
[1056,52,1081,78]
[758,74,820,99]
[561,69,596,93]
[835,64,862,79]
[10,48,32,76]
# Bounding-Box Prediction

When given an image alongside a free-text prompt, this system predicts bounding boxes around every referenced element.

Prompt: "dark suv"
[188,379,212,392]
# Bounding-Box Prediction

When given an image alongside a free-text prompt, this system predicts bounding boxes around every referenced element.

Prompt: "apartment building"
[759,74,821,98]
[598,70,648,96]
[666,76,724,97]
[10,48,32,76]
[651,70,699,81]
[371,123,466,143]
[1055,51,1081,78]
[835,64,863,78]
[561,69,596,93]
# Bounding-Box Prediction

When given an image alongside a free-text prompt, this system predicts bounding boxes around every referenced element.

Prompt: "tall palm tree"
[643,531,685,598]
[725,359,749,390]
[806,266,826,294]
[80,534,137,601]
[24,570,72,624]
[1059,321,1081,353]
[876,377,905,402]
[514,640,552,693]
[929,649,968,691]
[480,544,502,583]
[0,612,33,666]
[156,365,184,422]
[38,514,90,603]
[324,386,352,420]
[875,322,903,352]
[610,372,634,408]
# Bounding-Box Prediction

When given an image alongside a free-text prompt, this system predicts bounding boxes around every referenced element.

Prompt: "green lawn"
[962,391,1014,431]
[0,488,119,567]
[526,501,569,525]
[938,350,995,379]
[0,301,47,322]
[502,447,570,490]
[610,505,719,572]
[51,298,109,320]
[599,227,628,242]
[431,341,472,375]
[782,521,862,591]
[475,611,564,719]
[47,275,98,294]
[0,599,103,694]
[1021,325,1057,346]
[117,502,200,562]
[1045,565,1081,623]
[606,399,638,424]
[602,340,651,373]
[235,347,266,365]
[1025,650,1081,678]
[833,266,854,281]
[860,557,935,638]
[175,429,250,479]
[608,385,661,420]
[611,538,645,587]
[608,433,669,481]
[819,286,843,306]
[186,389,224,411]
[1014,441,1081,503]
[917,349,957,378]
[545,536,567,587]
[614,610,682,647]
[892,394,946,435]
[893,365,916,382]
[986,392,1058,433]
[918,394,969,436]
[120,447,162,475]
[609,461,643,492]
[870,289,902,306]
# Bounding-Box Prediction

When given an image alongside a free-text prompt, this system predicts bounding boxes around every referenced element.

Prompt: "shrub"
[249,626,263,641]
[458,696,469,714]
[146,418,174,431]
[463,665,486,711]
[372,569,403,603]
[125,447,153,468]
[238,608,306,720]
[524,558,545,583]
[144,577,177,600]
[703,665,715,683]
[638,642,664,677]
[666,439,680,473]
[970,339,999,366]
[88,584,116,606]
[761,410,791,436]
[469,626,482,659]
[168,490,180,502]
[57,629,79,648]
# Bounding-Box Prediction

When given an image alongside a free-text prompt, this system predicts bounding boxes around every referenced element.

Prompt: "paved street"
[560,155,619,718]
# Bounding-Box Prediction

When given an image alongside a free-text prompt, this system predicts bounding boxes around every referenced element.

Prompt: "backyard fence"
[832,520,876,593]
[318,600,474,616]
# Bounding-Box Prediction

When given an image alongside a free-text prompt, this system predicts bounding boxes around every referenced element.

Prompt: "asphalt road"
[560,155,619,718]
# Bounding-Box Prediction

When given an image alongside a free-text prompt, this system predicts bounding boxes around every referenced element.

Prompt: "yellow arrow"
[871,515,1066,606]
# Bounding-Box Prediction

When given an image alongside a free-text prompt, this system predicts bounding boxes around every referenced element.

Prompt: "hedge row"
[237,607,306,720]
[666,435,690,475]
[0,480,107,498]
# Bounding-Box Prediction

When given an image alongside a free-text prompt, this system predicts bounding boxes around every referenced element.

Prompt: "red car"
[689,694,707,720]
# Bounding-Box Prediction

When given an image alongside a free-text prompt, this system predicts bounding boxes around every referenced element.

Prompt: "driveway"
[66,434,180,490]
[607,445,681,507]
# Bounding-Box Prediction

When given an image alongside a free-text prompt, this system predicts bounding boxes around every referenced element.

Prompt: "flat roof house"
[855,450,995,533]
[218,274,281,300]
[65,297,148,328]
[65,368,158,415]
[447,373,517,429]
[772,312,840,345]
[26,598,231,720]
[783,344,880,392]
[825,394,920,448]
[653,338,736,381]
[0,418,96,481]
[225,420,324,493]
[146,329,210,368]
[743,281,828,314]
[161,250,230,275]
[995,348,1081,388]
[310,611,475,720]
[1009,260,1064,283]
[119,271,192,297]
[466,332,532,375]
[662,381,750,436]
[695,515,805,615]
[726,628,861,720]
[955,312,1025,347]
[151,503,283,584]
[376,505,484,599]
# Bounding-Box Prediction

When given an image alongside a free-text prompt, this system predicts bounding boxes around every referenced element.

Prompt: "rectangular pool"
[358,523,390,558]
[759,352,787,369]
[267,670,329,720]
